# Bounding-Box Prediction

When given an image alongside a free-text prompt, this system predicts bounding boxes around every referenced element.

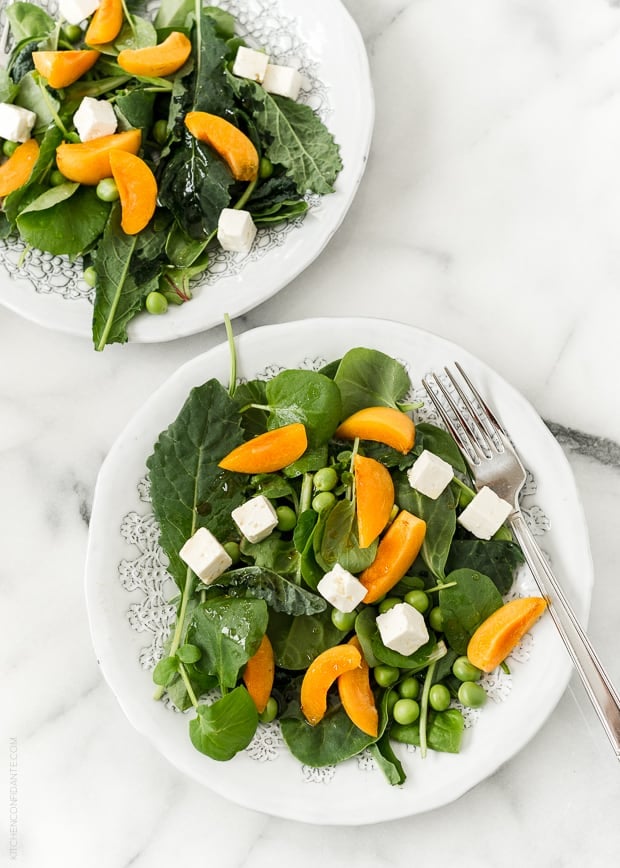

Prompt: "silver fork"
[423,362,620,759]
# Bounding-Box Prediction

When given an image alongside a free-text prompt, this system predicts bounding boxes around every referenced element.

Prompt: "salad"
[146,333,543,784]
[0,0,342,349]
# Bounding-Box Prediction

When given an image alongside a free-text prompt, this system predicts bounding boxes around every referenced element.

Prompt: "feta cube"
[58,0,100,25]
[217,208,257,254]
[232,46,270,83]
[407,449,454,500]
[262,63,303,100]
[458,485,513,540]
[231,495,278,543]
[179,527,232,584]
[376,602,429,656]
[73,97,117,142]
[317,564,367,613]
[0,103,37,143]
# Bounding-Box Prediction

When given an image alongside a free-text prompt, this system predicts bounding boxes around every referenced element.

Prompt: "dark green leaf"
[369,735,407,786]
[189,687,258,760]
[16,183,110,256]
[316,499,377,573]
[238,538,299,577]
[334,348,412,417]
[265,369,342,448]
[414,422,468,474]
[446,539,524,595]
[6,3,55,41]
[4,125,63,224]
[209,566,326,615]
[390,708,465,754]
[395,473,457,580]
[439,568,503,655]
[268,608,343,670]
[152,655,179,686]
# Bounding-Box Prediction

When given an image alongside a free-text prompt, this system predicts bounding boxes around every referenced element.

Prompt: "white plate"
[0,0,373,343]
[84,317,593,824]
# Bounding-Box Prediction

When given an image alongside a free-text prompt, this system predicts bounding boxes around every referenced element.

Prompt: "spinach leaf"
[316,499,377,573]
[232,379,268,436]
[6,2,54,41]
[16,183,110,256]
[187,598,268,689]
[446,539,524,595]
[158,134,234,240]
[390,708,465,754]
[115,89,155,134]
[227,72,342,194]
[146,378,248,590]
[354,606,380,667]
[239,537,299,577]
[189,686,258,760]
[280,691,378,767]
[371,632,445,672]
[265,369,342,448]
[334,348,412,417]
[438,568,503,655]
[369,734,407,786]
[282,445,329,477]
[111,16,157,52]
[414,422,468,474]
[15,71,60,132]
[395,473,457,580]
[250,472,295,500]
[268,609,343,669]
[208,566,326,615]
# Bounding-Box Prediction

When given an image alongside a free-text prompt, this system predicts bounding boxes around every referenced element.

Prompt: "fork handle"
[510,512,620,758]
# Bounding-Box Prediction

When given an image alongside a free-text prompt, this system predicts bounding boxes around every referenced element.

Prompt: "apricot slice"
[467,596,548,672]
[86,0,124,46]
[185,111,259,182]
[55,129,141,185]
[359,510,427,604]
[0,139,39,197]
[218,423,308,474]
[117,31,192,78]
[32,50,100,89]
[109,150,157,235]
[335,406,415,454]
[300,644,362,726]
[337,636,378,737]
[354,454,394,548]
[242,634,275,714]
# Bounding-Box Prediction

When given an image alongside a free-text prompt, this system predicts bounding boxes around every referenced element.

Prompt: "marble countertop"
[2,0,620,864]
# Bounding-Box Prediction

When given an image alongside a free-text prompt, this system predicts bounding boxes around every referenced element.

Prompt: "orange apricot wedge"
[467,596,548,673]
[32,50,100,88]
[337,636,379,737]
[117,31,192,78]
[185,111,259,182]
[359,510,427,604]
[0,139,39,197]
[242,634,275,714]
[218,423,307,474]
[86,0,124,46]
[354,454,394,548]
[335,406,415,454]
[55,129,141,185]
[300,644,362,726]
[109,150,157,235]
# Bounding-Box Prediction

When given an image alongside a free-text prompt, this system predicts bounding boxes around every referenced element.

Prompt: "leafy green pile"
[0,0,342,349]
[147,345,525,783]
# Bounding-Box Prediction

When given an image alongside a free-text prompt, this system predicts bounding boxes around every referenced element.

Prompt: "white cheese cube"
[232,46,270,83]
[0,103,37,143]
[262,63,302,100]
[407,449,454,500]
[217,208,257,254]
[231,495,278,543]
[376,602,429,656]
[317,564,367,613]
[73,97,117,142]
[458,485,513,540]
[58,0,100,25]
[179,527,232,584]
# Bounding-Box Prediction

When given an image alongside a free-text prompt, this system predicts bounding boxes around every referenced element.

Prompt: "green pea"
[378,597,400,614]
[96,177,119,202]
[373,665,399,688]
[145,291,168,315]
[2,140,18,157]
[428,606,444,632]
[392,698,420,725]
[429,683,451,712]
[452,655,482,683]
[223,540,241,564]
[331,609,357,632]
[276,505,297,532]
[83,265,97,287]
[259,155,273,179]
[404,589,430,614]
[62,23,83,43]
[458,681,487,708]
[152,119,168,146]
[258,696,278,723]
[49,169,65,186]
[313,466,338,492]
[312,490,336,514]
[398,676,420,700]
